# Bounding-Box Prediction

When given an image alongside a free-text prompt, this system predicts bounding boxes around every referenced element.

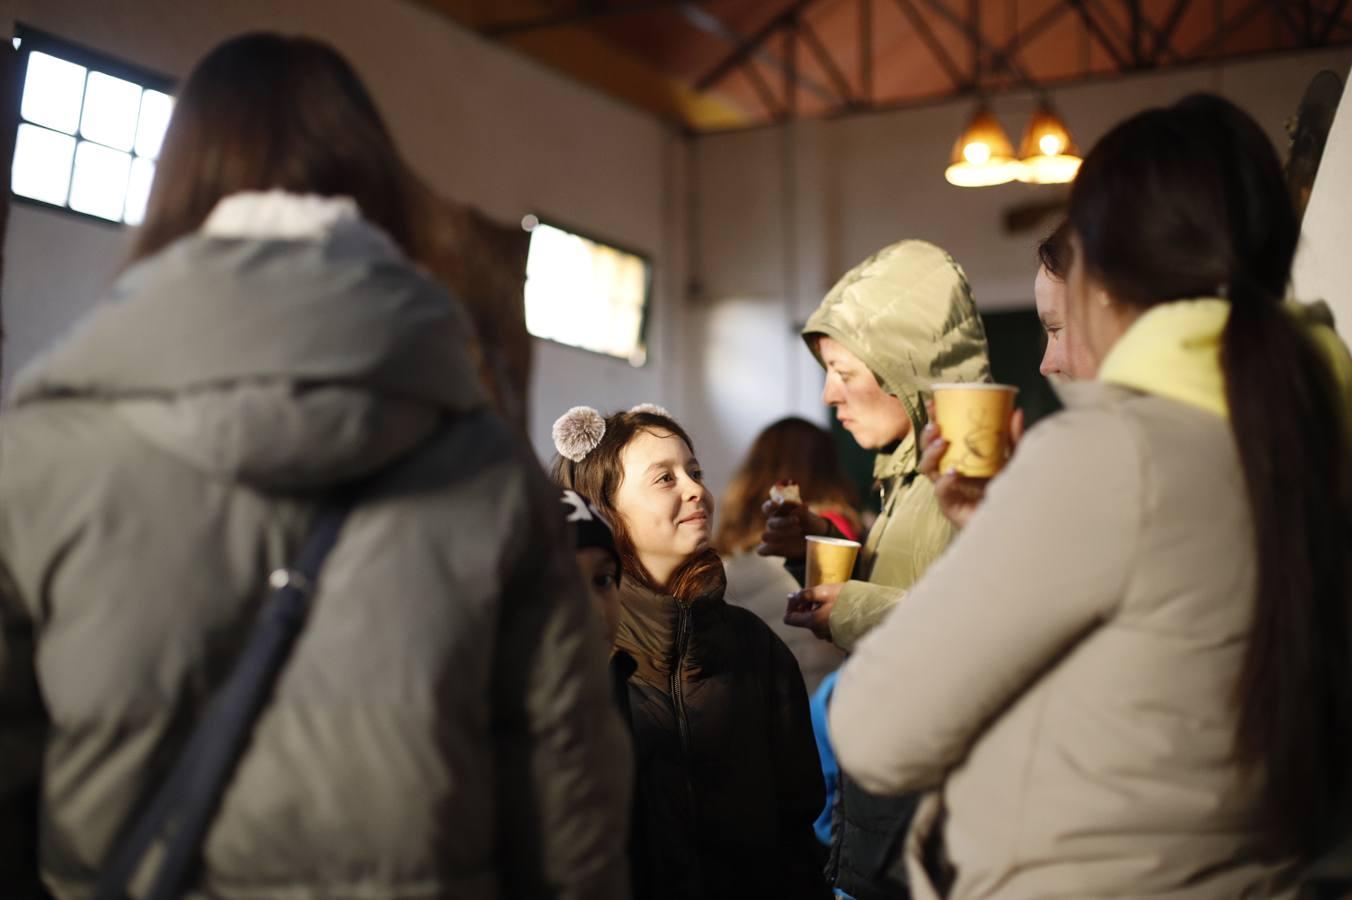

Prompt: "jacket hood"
[10,192,485,489]
[802,240,991,439]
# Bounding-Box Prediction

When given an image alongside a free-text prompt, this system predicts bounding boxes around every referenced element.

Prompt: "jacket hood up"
[802,239,991,439]
[10,192,485,489]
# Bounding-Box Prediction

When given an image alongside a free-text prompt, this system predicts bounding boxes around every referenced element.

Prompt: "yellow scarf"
[1098,298,1232,419]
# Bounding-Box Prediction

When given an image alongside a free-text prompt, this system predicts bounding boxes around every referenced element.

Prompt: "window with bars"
[10,28,174,226]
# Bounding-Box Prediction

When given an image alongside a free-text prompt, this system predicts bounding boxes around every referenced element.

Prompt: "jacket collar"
[874,429,919,482]
[1098,298,1230,419]
[614,568,728,684]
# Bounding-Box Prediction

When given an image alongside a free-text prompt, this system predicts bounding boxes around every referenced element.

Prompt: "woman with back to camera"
[0,33,629,899]
[715,416,861,694]
[831,93,1352,899]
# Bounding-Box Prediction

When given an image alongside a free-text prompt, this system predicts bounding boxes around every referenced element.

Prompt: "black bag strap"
[93,502,353,900]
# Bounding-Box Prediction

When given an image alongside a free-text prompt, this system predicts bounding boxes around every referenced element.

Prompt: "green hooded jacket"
[802,240,991,652]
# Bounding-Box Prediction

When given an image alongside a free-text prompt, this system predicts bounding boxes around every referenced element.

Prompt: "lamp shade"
[1018,102,1082,184]
[945,105,1021,187]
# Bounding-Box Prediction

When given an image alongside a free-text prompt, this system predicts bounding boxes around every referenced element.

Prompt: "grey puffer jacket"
[0,198,632,899]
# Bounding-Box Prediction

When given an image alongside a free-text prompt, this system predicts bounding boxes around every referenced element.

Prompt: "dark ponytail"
[1070,93,1352,859]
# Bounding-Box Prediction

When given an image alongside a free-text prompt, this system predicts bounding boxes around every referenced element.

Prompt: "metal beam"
[1092,0,1182,65]
[741,58,784,120]
[987,1,1073,78]
[1127,0,1143,64]
[860,0,873,105]
[1151,0,1191,62]
[915,0,1037,87]
[891,0,969,90]
[1269,0,1307,43]
[798,13,856,105]
[1191,0,1271,58]
[1318,0,1352,43]
[484,0,689,37]
[692,0,823,93]
[1066,0,1132,70]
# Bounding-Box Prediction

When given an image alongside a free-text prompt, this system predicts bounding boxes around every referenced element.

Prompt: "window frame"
[523,214,655,367]
[10,24,176,229]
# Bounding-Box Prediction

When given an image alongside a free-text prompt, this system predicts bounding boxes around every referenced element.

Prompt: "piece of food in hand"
[769,480,802,505]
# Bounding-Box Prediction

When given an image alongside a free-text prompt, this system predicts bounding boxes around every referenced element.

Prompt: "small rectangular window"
[523,217,652,366]
[10,26,175,226]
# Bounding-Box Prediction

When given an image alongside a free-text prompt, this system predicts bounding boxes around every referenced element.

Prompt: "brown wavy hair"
[551,410,723,601]
[128,32,419,264]
[714,417,861,555]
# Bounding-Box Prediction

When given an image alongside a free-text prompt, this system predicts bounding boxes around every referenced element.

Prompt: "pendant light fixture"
[1017,99,1083,184]
[945,104,1021,187]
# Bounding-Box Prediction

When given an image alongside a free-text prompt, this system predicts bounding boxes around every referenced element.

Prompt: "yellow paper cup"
[932,383,1020,478]
[805,535,861,588]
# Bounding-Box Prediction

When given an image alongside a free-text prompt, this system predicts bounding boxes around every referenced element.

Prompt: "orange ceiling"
[419,0,1352,131]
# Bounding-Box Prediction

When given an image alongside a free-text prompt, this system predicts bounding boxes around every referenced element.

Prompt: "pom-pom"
[629,402,671,418]
[553,406,607,462]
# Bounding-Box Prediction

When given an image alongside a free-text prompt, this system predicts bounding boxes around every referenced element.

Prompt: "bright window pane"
[524,223,649,362]
[69,141,132,221]
[20,51,86,134]
[80,71,142,151]
[123,156,155,225]
[134,89,173,159]
[12,123,75,205]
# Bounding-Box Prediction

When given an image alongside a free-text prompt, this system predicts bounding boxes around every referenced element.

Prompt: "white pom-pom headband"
[552,406,607,462]
[552,403,675,462]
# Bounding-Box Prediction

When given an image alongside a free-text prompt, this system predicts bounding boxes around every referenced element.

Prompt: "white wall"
[1293,68,1352,339]
[686,48,1352,497]
[0,0,686,462]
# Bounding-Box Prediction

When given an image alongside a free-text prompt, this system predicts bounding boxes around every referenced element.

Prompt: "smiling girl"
[551,405,830,900]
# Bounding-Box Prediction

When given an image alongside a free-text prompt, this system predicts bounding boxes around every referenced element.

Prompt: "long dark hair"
[551,410,723,601]
[714,417,860,554]
[1069,93,1352,859]
[129,33,418,262]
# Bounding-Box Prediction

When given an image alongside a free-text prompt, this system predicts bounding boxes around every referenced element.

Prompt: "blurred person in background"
[715,416,860,694]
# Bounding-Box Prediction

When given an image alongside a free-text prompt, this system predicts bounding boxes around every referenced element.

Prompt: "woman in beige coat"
[830,94,1352,899]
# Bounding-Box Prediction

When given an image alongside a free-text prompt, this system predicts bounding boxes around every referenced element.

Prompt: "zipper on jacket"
[669,600,702,892]
[669,601,695,776]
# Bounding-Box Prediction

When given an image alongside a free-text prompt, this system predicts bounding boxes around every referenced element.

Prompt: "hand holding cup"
[784,582,844,642]
[920,395,1025,529]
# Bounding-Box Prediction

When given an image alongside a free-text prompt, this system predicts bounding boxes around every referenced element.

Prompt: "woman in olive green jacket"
[766,240,991,649]
[763,239,991,899]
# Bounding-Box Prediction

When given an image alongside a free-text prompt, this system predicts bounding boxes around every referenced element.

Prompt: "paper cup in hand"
[806,536,860,588]
[932,383,1019,478]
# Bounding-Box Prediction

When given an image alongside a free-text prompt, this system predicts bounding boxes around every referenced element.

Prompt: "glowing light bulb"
[1039,133,1063,156]
[963,142,991,165]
